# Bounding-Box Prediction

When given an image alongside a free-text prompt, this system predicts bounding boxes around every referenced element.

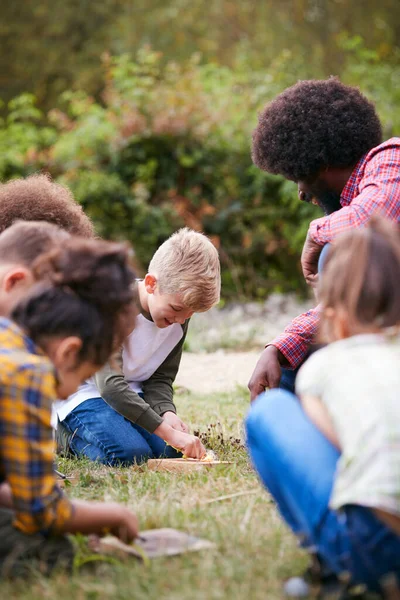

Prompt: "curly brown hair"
[252,78,383,182]
[0,174,95,237]
[13,238,136,366]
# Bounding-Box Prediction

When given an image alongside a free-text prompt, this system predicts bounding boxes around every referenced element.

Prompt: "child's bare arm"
[300,394,341,449]
[0,483,13,509]
[61,500,139,543]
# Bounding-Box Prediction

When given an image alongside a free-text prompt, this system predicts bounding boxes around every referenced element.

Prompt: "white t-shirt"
[295,333,400,517]
[56,313,183,421]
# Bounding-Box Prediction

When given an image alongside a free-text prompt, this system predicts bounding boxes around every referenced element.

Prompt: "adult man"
[248,77,400,400]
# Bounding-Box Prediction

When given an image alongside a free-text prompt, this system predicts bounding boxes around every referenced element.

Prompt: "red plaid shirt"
[272,138,400,368]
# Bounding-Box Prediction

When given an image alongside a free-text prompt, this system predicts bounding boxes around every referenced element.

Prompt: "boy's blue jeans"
[245,389,400,592]
[62,397,180,465]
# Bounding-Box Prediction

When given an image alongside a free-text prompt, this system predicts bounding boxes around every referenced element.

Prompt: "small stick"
[239,496,257,533]
[54,469,76,481]
[202,490,259,505]
[54,469,68,479]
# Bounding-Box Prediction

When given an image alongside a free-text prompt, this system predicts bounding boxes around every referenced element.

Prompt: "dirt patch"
[176,350,260,395]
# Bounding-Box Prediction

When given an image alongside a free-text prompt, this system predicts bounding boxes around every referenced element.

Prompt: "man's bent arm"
[269,306,320,369]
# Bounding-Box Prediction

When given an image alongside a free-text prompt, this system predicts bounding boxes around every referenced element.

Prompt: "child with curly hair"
[0,229,139,577]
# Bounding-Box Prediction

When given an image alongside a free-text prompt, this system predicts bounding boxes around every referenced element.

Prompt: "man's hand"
[162,411,189,433]
[248,345,283,401]
[301,232,323,287]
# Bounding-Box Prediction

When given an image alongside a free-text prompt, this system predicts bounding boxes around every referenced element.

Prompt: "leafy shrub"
[2,42,397,299]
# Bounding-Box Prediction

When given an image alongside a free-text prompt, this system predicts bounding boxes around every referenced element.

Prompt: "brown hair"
[0,220,69,266]
[0,174,94,237]
[319,216,400,338]
[12,238,136,366]
[148,228,221,312]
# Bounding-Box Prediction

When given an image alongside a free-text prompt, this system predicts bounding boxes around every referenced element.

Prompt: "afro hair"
[252,77,383,182]
[0,174,95,237]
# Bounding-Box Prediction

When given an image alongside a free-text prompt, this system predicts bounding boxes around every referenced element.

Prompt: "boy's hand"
[170,431,206,459]
[162,411,190,433]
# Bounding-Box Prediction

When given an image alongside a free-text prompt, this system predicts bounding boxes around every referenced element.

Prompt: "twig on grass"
[201,489,259,505]
[239,496,257,533]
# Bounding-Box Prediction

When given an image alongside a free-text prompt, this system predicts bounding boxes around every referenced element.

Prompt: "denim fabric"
[245,389,400,592]
[62,397,181,465]
[318,242,331,274]
[279,367,299,394]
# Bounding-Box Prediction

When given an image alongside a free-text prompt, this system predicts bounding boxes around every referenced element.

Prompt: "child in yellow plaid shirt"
[0,223,140,577]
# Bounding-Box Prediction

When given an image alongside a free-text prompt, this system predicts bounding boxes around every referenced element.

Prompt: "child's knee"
[106,439,154,465]
[245,389,298,446]
[247,389,294,427]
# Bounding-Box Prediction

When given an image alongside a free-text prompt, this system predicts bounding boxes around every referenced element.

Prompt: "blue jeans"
[62,397,181,465]
[279,243,332,393]
[245,390,400,592]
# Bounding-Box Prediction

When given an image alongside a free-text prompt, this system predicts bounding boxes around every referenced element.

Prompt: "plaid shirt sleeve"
[269,306,320,369]
[309,147,400,244]
[0,360,72,535]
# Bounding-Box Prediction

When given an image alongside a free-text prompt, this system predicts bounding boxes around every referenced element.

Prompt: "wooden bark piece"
[96,528,215,560]
[146,458,232,473]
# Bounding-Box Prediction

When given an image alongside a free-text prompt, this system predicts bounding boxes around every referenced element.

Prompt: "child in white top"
[246,217,400,597]
[57,228,221,464]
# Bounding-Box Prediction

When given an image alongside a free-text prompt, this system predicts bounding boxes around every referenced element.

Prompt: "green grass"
[5,388,308,600]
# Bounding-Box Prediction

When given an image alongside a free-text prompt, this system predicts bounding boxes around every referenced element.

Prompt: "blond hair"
[148,228,220,312]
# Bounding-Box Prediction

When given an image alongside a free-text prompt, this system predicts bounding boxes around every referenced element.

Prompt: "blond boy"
[56,228,221,464]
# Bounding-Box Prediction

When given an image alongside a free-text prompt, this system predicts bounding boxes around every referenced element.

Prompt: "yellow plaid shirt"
[0,318,72,534]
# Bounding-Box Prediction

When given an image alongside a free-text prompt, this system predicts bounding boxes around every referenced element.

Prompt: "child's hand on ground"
[65,500,139,543]
[109,505,139,543]
[162,411,190,433]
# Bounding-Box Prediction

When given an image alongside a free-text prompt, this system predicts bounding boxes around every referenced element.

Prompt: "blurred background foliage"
[1,1,400,299]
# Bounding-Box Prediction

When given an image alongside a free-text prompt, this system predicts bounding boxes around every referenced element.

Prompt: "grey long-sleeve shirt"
[94,319,189,433]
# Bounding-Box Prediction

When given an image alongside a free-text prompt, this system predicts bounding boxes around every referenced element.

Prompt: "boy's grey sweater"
[94,316,189,434]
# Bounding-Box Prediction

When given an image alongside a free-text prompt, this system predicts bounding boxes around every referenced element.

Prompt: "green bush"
[1,42,398,299]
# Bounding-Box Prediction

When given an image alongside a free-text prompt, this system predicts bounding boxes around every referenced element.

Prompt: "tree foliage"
[1,3,400,298]
[1,1,400,109]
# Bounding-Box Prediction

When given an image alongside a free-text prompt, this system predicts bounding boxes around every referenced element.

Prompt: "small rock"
[283,576,310,597]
